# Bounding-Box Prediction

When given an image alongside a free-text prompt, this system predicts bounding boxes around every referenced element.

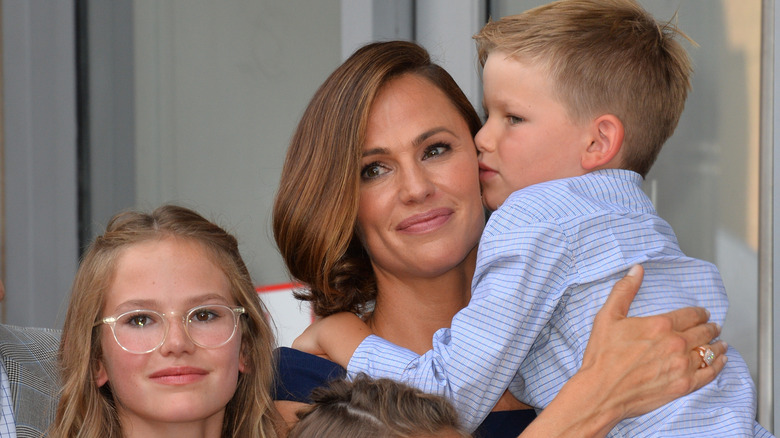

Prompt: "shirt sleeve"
[348,205,573,432]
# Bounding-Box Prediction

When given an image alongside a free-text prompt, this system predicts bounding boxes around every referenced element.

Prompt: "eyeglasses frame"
[95,304,246,354]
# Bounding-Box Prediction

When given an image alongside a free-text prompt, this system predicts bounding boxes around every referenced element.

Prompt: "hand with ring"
[537,265,728,437]
[696,345,717,368]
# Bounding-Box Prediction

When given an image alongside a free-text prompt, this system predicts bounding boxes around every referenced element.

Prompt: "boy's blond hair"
[475,0,693,177]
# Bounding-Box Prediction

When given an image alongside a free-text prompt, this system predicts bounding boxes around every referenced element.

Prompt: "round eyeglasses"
[97,304,246,354]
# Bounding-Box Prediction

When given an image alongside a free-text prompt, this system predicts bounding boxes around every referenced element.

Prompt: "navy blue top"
[273,347,536,438]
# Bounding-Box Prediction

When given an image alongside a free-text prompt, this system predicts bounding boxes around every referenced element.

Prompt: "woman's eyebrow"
[362,147,390,158]
[362,127,455,158]
[413,127,453,147]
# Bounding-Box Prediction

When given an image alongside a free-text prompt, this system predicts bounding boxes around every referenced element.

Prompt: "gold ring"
[696,345,716,368]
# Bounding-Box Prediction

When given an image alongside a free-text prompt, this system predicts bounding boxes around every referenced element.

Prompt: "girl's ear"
[581,114,624,170]
[238,338,249,373]
[238,351,247,373]
[95,358,109,387]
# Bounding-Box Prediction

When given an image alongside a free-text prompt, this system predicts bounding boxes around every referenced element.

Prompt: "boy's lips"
[478,162,498,181]
[396,208,453,233]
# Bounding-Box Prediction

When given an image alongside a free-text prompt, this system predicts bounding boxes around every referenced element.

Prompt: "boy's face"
[476,52,592,210]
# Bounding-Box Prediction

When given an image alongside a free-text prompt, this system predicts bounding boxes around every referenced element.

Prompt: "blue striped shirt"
[350,169,768,436]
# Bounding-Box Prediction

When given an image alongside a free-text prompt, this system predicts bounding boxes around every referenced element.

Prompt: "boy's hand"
[292,312,372,368]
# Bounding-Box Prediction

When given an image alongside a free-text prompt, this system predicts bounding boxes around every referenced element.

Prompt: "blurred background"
[1,0,775,431]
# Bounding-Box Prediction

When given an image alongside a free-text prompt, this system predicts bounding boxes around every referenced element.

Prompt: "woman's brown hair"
[50,205,279,438]
[273,40,482,317]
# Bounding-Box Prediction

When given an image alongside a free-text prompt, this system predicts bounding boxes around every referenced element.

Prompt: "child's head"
[288,375,471,438]
[52,205,278,438]
[473,0,693,204]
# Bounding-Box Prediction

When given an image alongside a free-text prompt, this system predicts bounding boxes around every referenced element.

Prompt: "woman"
[272,41,724,437]
[50,205,280,438]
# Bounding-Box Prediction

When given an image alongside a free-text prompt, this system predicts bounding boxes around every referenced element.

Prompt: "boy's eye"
[422,143,451,160]
[508,115,523,125]
[361,162,389,179]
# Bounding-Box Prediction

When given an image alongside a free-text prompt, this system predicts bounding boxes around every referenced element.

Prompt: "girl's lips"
[149,367,208,385]
[396,208,453,233]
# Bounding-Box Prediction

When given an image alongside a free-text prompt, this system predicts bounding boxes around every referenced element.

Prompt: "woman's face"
[357,73,485,281]
[96,237,244,430]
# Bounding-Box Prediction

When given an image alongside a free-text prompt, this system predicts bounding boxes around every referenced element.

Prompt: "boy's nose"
[474,123,494,153]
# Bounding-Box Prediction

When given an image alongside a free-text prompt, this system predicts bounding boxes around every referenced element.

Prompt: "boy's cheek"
[480,185,508,211]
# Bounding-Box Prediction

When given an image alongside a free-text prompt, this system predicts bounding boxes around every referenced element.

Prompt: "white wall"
[2,0,78,328]
[132,0,341,288]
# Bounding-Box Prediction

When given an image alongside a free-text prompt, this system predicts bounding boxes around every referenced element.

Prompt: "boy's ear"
[581,114,624,171]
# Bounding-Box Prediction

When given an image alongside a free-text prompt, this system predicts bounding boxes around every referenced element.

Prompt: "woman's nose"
[398,165,435,204]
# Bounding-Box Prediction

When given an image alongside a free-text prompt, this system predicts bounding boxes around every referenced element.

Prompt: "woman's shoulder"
[475,409,537,438]
[273,346,347,402]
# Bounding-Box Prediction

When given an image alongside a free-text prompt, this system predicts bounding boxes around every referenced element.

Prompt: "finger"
[690,346,728,391]
[687,340,727,374]
[601,265,644,318]
[679,322,721,349]
[662,306,711,333]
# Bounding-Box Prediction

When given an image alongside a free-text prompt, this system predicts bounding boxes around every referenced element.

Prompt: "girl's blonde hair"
[49,204,279,438]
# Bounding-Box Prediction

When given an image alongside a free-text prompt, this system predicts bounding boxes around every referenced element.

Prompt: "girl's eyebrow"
[362,127,454,158]
[110,293,232,313]
[183,293,232,307]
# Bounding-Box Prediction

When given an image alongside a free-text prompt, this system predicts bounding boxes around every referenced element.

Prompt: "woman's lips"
[149,366,208,385]
[396,208,453,233]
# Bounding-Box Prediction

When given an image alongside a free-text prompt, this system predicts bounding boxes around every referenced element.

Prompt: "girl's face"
[357,74,485,281]
[96,237,244,432]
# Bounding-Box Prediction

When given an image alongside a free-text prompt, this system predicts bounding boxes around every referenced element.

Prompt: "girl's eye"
[124,313,158,328]
[360,162,389,180]
[508,115,523,125]
[422,143,451,160]
[190,308,219,323]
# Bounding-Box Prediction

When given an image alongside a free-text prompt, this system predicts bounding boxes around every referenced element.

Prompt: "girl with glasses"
[49,205,281,438]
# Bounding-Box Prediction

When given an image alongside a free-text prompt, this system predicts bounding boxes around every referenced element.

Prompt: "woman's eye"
[422,143,451,160]
[360,162,389,179]
[508,115,523,125]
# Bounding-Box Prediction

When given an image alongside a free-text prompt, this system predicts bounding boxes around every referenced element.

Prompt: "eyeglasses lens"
[112,305,239,353]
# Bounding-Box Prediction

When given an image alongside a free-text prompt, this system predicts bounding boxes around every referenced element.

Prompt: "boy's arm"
[294,211,568,432]
[348,217,574,431]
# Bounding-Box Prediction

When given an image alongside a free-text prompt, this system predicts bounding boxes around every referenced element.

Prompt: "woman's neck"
[367,248,476,355]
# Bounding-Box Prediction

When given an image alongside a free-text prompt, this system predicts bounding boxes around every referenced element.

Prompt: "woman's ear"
[581,114,624,170]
